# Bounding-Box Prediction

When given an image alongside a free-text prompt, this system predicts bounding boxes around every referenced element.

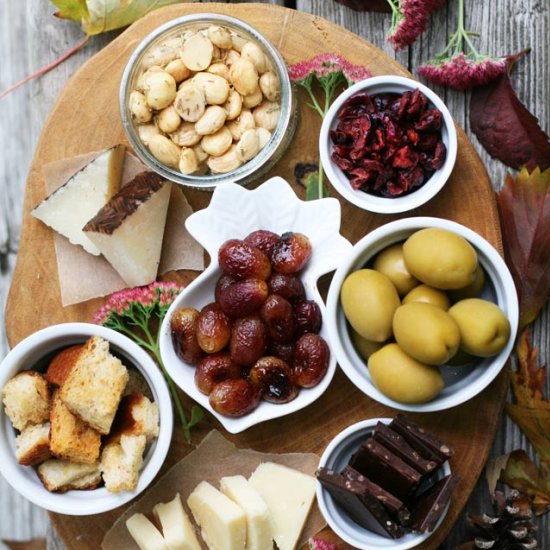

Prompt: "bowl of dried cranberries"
[320,76,457,214]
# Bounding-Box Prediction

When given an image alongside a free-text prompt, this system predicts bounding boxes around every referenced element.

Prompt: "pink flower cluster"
[94,281,183,325]
[288,53,371,84]
[418,53,506,89]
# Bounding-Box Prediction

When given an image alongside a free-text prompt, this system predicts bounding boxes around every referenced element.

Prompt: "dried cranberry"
[415,109,443,132]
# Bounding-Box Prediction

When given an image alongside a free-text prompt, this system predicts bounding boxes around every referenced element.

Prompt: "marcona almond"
[201,126,233,157]
[179,147,199,174]
[195,105,227,136]
[253,100,280,131]
[148,135,181,168]
[223,88,243,121]
[165,59,190,82]
[156,105,181,133]
[181,33,214,71]
[137,123,161,146]
[208,25,233,49]
[207,144,243,173]
[129,91,152,123]
[241,41,268,74]
[236,128,260,162]
[174,82,206,122]
[230,58,259,96]
[242,86,263,109]
[192,72,230,105]
[169,121,201,147]
[259,71,280,102]
[227,109,255,140]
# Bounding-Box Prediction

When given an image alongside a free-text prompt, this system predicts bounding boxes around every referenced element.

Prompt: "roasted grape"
[294,300,322,336]
[244,229,280,257]
[218,278,269,317]
[268,341,295,364]
[260,294,295,343]
[214,273,236,303]
[271,232,312,274]
[249,356,299,403]
[218,239,271,280]
[170,307,204,365]
[267,273,306,303]
[196,303,232,354]
[209,379,261,417]
[230,316,268,367]
[292,334,330,388]
[195,353,241,395]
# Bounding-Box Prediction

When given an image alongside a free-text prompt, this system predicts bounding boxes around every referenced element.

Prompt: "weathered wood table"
[0,1,548,548]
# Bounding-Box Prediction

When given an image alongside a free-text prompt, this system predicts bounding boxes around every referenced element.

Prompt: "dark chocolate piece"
[342,466,411,525]
[410,474,459,533]
[349,439,422,500]
[316,467,403,539]
[390,414,454,464]
[373,422,438,476]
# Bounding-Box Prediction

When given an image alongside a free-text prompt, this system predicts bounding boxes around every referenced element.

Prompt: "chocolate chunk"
[316,467,403,539]
[342,466,411,525]
[373,422,438,476]
[410,474,459,533]
[349,439,422,500]
[390,414,454,464]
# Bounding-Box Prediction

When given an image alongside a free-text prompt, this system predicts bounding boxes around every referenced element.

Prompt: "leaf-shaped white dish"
[159,177,353,433]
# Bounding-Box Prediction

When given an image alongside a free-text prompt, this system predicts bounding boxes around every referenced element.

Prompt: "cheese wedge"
[83,172,171,287]
[32,145,124,255]
[126,513,169,550]
[153,493,201,550]
[220,475,273,550]
[249,462,316,550]
[187,481,246,550]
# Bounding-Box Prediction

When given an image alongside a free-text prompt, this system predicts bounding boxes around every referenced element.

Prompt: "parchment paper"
[41,149,205,307]
[102,430,326,549]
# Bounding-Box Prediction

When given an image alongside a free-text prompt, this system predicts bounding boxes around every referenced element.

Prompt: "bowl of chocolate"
[319,76,457,214]
[316,415,458,549]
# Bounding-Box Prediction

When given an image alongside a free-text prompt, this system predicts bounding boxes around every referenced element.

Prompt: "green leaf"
[50,0,89,23]
[305,171,330,201]
[188,405,204,429]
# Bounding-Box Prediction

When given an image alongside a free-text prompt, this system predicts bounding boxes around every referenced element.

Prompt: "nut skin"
[219,239,271,280]
[294,300,322,336]
[196,303,232,354]
[209,379,260,417]
[195,353,241,395]
[271,232,312,274]
[249,357,299,404]
[170,307,204,365]
[267,273,306,303]
[260,294,295,343]
[292,334,330,388]
[229,316,268,367]
[244,229,280,257]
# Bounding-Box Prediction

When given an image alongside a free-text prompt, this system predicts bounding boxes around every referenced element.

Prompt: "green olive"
[403,228,478,290]
[448,265,486,302]
[402,284,451,310]
[368,343,444,404]
[373,243,419,296]
[448,298,511,357]
[351,329,384,362]
[393,303,460,365]
[341,269,400,342]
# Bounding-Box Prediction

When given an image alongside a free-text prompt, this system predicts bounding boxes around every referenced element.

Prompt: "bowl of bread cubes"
[0,323,172,515]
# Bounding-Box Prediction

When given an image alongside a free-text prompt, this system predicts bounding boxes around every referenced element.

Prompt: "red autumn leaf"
[470,51,550,171]
[333,0,391,12]
[497,167,550,330]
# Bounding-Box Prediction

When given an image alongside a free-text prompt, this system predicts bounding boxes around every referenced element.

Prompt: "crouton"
[50,390,101,464]
[46,344,83,386]
[2,371,50,430]
[123,369,153,400]
[37,459,101,493]
[100,434,146,493]
[60,335,129,435]
[15,423,51,466]
[107,393,159,445]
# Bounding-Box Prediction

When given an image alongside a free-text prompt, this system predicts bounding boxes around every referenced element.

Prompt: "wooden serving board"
[5,3,505,549]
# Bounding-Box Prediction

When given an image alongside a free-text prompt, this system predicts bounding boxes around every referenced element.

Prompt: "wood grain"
[3,3,508,549]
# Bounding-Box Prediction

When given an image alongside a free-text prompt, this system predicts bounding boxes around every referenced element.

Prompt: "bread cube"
[100,434,146,493]
[15,422,51,466]
[37,459,101,493]
[107,393,159,445]
[46,344,83,386]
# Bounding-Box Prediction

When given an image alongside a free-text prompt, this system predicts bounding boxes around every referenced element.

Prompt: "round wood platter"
[5,3,506,549]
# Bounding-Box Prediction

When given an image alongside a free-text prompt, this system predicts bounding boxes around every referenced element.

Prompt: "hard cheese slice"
[83,172,171,287]
[126,513,169,550]
[32,145,124,255]
[220,475,273,550]
[187,481,246,550]
[153,493,201,550]
[249,462,316,550]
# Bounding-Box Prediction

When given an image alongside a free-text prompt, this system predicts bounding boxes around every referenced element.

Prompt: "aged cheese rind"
[153,493,201,550]
[126,513,170,550]
[220,475,273,550]
[31,145,124,255]
[249,462,316,550]
[83,172,171,287]
[187,481,246,550]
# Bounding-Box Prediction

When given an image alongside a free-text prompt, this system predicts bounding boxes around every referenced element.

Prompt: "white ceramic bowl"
[320,76,458,214]
[0,323,173,515]
[326,217,519,412]
[159,176,352,433]
[317,418,452,550]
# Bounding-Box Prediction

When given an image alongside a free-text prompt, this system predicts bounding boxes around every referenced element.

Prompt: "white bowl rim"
[326,216,519,412]
[319,75,458,214]
[316,417,451,549]
[0,322,173,515]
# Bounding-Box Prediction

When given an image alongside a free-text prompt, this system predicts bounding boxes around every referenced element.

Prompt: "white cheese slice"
[153,493,201,550]
[249,462,316,550]
[32,145,124,255]
[220,475,273,550]
[126,513,170,550]
[83,172,171,287]
[187,480,246,550]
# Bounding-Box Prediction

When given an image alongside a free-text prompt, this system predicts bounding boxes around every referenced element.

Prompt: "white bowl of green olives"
[326,217,519,412]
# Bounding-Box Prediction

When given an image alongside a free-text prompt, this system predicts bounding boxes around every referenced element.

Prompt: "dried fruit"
[209,378,260,417]
[217,277,269,318]
[250,356,299,403]
[170,307,204,365]
[244,229,280,257]
[195,353,241,395]
[267,273,306,303]
[260,294,295,343]
[219,239,272,280]
[268,341,295,364]
[196,303,232,353]
[292,334,330,388]
[271,232,312,274]
[214,273,236,303]
[294,300,322,335]
[229,316,268,367]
